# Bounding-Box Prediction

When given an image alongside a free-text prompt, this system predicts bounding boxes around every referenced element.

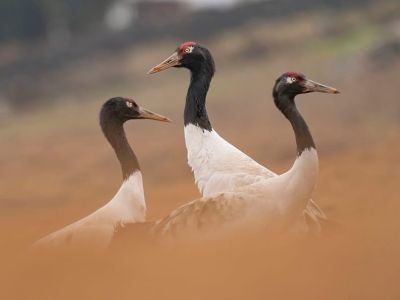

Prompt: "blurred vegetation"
[0,0,383,44]
[0,0,398,113]
[0,0,110,42]
[314,25,381,55]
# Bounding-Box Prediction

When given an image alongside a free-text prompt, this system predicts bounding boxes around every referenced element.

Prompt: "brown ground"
[0,12,399,299]
[1,134,399,300]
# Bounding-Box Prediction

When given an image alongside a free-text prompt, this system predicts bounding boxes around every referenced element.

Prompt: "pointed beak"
[138,107,171,122]
[303,79,340,94]
[147,51,181,74]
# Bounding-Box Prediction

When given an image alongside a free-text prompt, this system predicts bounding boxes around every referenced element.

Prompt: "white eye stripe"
[185,46,194,53]
[286,77,297,83]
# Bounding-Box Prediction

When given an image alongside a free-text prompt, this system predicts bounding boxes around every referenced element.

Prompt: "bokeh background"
[0,0,399,299]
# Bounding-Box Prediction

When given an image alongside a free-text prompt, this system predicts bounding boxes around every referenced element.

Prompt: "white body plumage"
[184,124,321,220]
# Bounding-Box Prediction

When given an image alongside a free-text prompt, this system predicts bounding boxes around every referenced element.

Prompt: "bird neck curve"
[274,93,316,156]
[101,118,140,180]
[184,66,213,131]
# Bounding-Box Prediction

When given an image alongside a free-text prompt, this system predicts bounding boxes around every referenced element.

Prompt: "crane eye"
[126,101,133,108]
[290,77,296,82]
[185,46,194,53]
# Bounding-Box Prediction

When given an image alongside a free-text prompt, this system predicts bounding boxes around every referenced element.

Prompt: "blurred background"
[0,0,399,299]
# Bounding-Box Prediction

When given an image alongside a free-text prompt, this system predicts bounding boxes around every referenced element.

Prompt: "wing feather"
[152,194,247,239]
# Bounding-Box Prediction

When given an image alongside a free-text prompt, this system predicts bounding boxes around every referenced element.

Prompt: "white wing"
[33,172,146,250]
[33,208,119,249]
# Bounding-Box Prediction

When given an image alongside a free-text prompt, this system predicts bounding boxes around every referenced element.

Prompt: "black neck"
[101,119,140,180]
[184,67,213,131]
[274,93,315,156]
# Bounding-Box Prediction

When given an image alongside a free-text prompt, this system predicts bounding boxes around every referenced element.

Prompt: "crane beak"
[147,51,181,74]
[303,79,340,94]
[138,107,171,122]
